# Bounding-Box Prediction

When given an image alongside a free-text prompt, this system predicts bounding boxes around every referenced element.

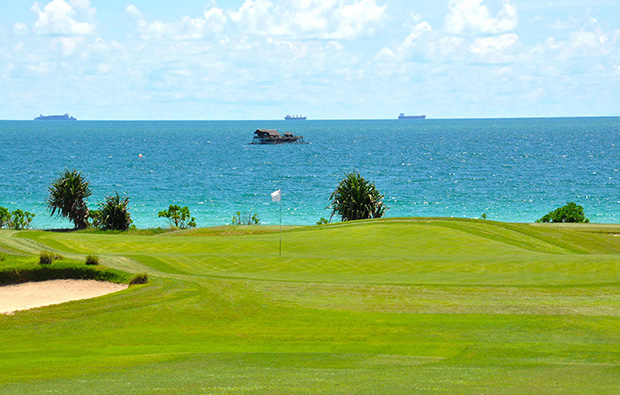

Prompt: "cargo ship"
[398,113,426,120]
[285,114,306,120]
[34,113,77,121]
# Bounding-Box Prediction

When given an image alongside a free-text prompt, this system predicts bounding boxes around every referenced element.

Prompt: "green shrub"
[231,211,260,225]
[158,205,196,229]
[316,217,329,225]
[91,192,132,231]
[129,273,149,285]
[536,202,590,223]
[0,253,6,261]
[39,251,55,265]
[39,251,63,265]
[85,255,99,265]
[9,209,36,230]
[0,207,36,229]
[329,171,387,222]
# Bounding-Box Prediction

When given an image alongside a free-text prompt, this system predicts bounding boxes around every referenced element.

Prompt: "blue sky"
[1,0,619,120]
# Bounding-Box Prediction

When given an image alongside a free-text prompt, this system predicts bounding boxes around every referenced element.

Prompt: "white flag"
[271,189,281,202]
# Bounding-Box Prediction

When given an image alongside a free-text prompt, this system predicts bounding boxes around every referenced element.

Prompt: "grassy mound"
[0,245,133,285]
[0,260,131,285]
[1,219,620,393]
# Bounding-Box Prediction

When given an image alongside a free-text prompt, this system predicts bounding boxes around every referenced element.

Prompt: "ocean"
[1,117,619,229]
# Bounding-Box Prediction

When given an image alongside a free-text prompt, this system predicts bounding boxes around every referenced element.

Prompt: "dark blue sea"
[1,118,619,229]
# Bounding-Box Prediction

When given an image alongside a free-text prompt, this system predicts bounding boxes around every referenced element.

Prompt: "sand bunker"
[0,280,128,315]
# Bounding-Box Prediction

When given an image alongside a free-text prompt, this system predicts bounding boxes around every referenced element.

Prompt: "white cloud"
[445,0,518,34]
[126,0,385,42]
[126,4,226,40]
[376,47,394,59]
[69,0,95,18]
[31,0,96,35]
[228,0,386,40]
[470,33,518,55]
[399,22,433,53]
[87,38,124,55]
[377,1,522,70]
[228,0,274,33]
[569,28,608,50]
[125,5,143,20]
[492,65,513,77]
[14,23,29,36]
[1,64,15,82]
[404,13,423,28]
[376,21,433,61]
[96,63,112,75]
[337,0,386,38]
[431,36,464,56]
[52,36,85,55]
[530,37,559,54]
[532,26,614,59]
[548,19,573,31]
[377,18,472,64]
[204,7,227,33]
[27,62,52,74]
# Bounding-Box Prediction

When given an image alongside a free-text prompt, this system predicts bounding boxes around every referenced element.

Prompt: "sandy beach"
[0,280,128,315]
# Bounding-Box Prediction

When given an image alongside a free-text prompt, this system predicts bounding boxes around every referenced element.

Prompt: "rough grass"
[0,254,132,285]
[1,218,620,393]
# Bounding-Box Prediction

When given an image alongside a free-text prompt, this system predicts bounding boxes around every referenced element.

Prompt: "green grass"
[1,218,620,393]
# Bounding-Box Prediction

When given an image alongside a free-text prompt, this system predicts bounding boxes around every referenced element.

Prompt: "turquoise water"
[1,118,619,229]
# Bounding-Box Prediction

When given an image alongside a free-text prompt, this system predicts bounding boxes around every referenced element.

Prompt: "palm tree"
[329,171,387,222]
[47,169,92,229]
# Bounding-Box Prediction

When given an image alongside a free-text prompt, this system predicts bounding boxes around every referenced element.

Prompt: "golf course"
[1,218,620,393]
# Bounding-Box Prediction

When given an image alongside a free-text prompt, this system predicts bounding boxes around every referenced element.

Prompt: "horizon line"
[2,115,620,122]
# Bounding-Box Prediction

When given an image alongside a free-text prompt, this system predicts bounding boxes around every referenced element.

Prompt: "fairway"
[1,218,620,393]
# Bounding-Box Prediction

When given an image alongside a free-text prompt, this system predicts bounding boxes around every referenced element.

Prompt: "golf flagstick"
[271,189,282,256]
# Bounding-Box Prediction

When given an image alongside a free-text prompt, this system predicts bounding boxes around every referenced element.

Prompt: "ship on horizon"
[34,113,77,121]
[398,113,426,120]
[285,114,307,120]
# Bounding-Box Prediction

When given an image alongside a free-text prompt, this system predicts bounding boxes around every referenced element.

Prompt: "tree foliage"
[10,209,36,230]
[536,202,590,223]
[0,207,35,229]
[0,207,10,229]
[91,192,132,231]
[158,205,196,229]
[47,169,92,229]
[329,171,387,222]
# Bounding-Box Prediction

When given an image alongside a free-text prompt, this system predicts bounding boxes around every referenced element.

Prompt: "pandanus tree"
[329,171,387,222]
[90,192,132,231]
[47,169,92,229]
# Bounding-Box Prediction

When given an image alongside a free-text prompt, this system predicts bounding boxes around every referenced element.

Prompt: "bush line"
[0,263,133,285]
